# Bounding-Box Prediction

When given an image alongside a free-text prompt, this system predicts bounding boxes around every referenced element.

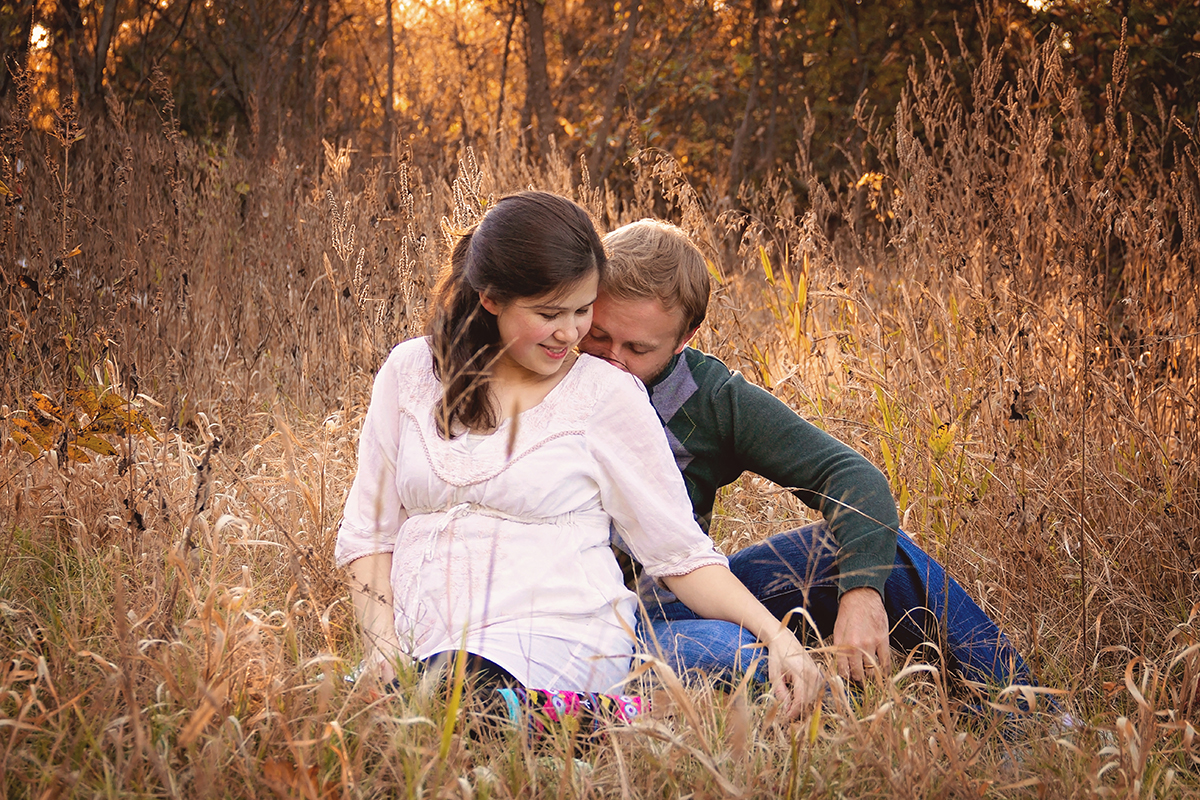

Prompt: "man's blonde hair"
[601,219,710,339]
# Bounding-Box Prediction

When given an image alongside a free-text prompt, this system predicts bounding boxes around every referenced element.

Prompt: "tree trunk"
[727,0,769,199]
[384,0,395,159]
[55,0,93,104]
[522,0,556,157]
[282,0,328,141]
[93,0,120,98]
[588,0,640,177]
[756,4,783,176]
[494,0,518,136]
[0,0,33,100]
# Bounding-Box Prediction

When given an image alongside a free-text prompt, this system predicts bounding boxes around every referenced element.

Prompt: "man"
[581,219,1033,691]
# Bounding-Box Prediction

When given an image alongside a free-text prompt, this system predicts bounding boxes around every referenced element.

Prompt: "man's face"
[580,292,693,384]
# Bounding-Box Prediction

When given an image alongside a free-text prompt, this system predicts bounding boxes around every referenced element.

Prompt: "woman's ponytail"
[428,228,500,437]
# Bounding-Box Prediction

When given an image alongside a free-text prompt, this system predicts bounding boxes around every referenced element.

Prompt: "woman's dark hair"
[427,191,605,438]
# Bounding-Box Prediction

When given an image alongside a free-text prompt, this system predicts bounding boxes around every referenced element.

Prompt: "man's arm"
[717,369,899,681]
[717,371,899,594]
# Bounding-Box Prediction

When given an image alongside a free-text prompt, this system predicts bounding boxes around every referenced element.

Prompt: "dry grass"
[2,23,1198,800]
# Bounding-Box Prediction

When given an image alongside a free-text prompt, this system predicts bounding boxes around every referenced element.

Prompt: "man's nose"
[581,333,609,355]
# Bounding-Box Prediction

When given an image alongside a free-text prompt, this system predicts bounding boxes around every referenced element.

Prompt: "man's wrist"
[838,584,884,603]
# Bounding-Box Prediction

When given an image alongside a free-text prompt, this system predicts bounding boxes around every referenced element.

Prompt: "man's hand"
[832,587,891,683]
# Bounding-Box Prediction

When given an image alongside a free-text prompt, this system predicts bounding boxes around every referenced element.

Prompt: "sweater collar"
[646,349,686,389]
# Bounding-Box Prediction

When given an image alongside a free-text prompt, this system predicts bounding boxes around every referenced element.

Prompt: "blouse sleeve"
[335,346,410,567]
[587,369,728,578]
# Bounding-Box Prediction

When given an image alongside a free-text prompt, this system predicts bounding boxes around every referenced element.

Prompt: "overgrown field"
[1,31,1198,799]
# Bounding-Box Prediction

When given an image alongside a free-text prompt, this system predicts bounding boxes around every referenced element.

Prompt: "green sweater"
[646,347,899,597]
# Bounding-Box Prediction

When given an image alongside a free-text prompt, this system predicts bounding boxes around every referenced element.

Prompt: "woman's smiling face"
[480,270,599,381]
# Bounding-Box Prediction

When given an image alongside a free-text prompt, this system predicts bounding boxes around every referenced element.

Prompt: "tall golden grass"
[1,24,1197,799]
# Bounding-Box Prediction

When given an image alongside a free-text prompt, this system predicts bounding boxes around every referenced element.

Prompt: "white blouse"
[336,338,727,692]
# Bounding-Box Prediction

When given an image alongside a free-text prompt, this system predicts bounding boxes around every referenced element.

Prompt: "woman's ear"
[479,292,501,315]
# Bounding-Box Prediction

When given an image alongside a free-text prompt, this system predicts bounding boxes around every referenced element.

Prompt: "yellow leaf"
[12,416,54,449]
[97,392,126,411]
[751,343,772,388]
[83,414,124,436]
[66,444,92,463]
[94,393,157,437]
[31,392,65,423]
[807,703,822,744]
[70,389,100,416]
[11,428,45,458]
[856,171,885,191]
[76,433,118,457]
[759,246,775,285]
[880,438,896,477]
[874,385,896,434]
[122,406,159,440]
[928,422,957,461]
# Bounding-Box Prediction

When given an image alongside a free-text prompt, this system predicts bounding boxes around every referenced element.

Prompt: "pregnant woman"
[336,191,822,716]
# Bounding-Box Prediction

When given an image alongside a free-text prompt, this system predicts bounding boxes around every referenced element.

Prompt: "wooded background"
[4,0,1197,196]
[2,3,1199,795]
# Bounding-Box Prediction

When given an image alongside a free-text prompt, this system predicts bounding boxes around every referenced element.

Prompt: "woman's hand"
[347,553,402,686]
[359,645,400,685]
[662,564,826,720]
[765,628,824,718]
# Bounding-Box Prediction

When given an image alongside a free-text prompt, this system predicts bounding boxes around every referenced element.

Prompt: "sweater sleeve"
[335,346,411,567]
[588,372,729,579]
[718,371,898,597]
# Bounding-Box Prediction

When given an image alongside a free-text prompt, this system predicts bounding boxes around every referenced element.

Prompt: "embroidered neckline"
[391,340,612,486]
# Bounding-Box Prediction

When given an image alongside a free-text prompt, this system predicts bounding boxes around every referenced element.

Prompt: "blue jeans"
[639,523,1034,690]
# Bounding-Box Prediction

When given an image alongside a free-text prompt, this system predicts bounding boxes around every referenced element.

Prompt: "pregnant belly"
[390,512,627,646]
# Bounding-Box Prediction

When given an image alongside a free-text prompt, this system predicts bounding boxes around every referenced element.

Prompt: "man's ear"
[673,327,700,355]
[479,292,501,315]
